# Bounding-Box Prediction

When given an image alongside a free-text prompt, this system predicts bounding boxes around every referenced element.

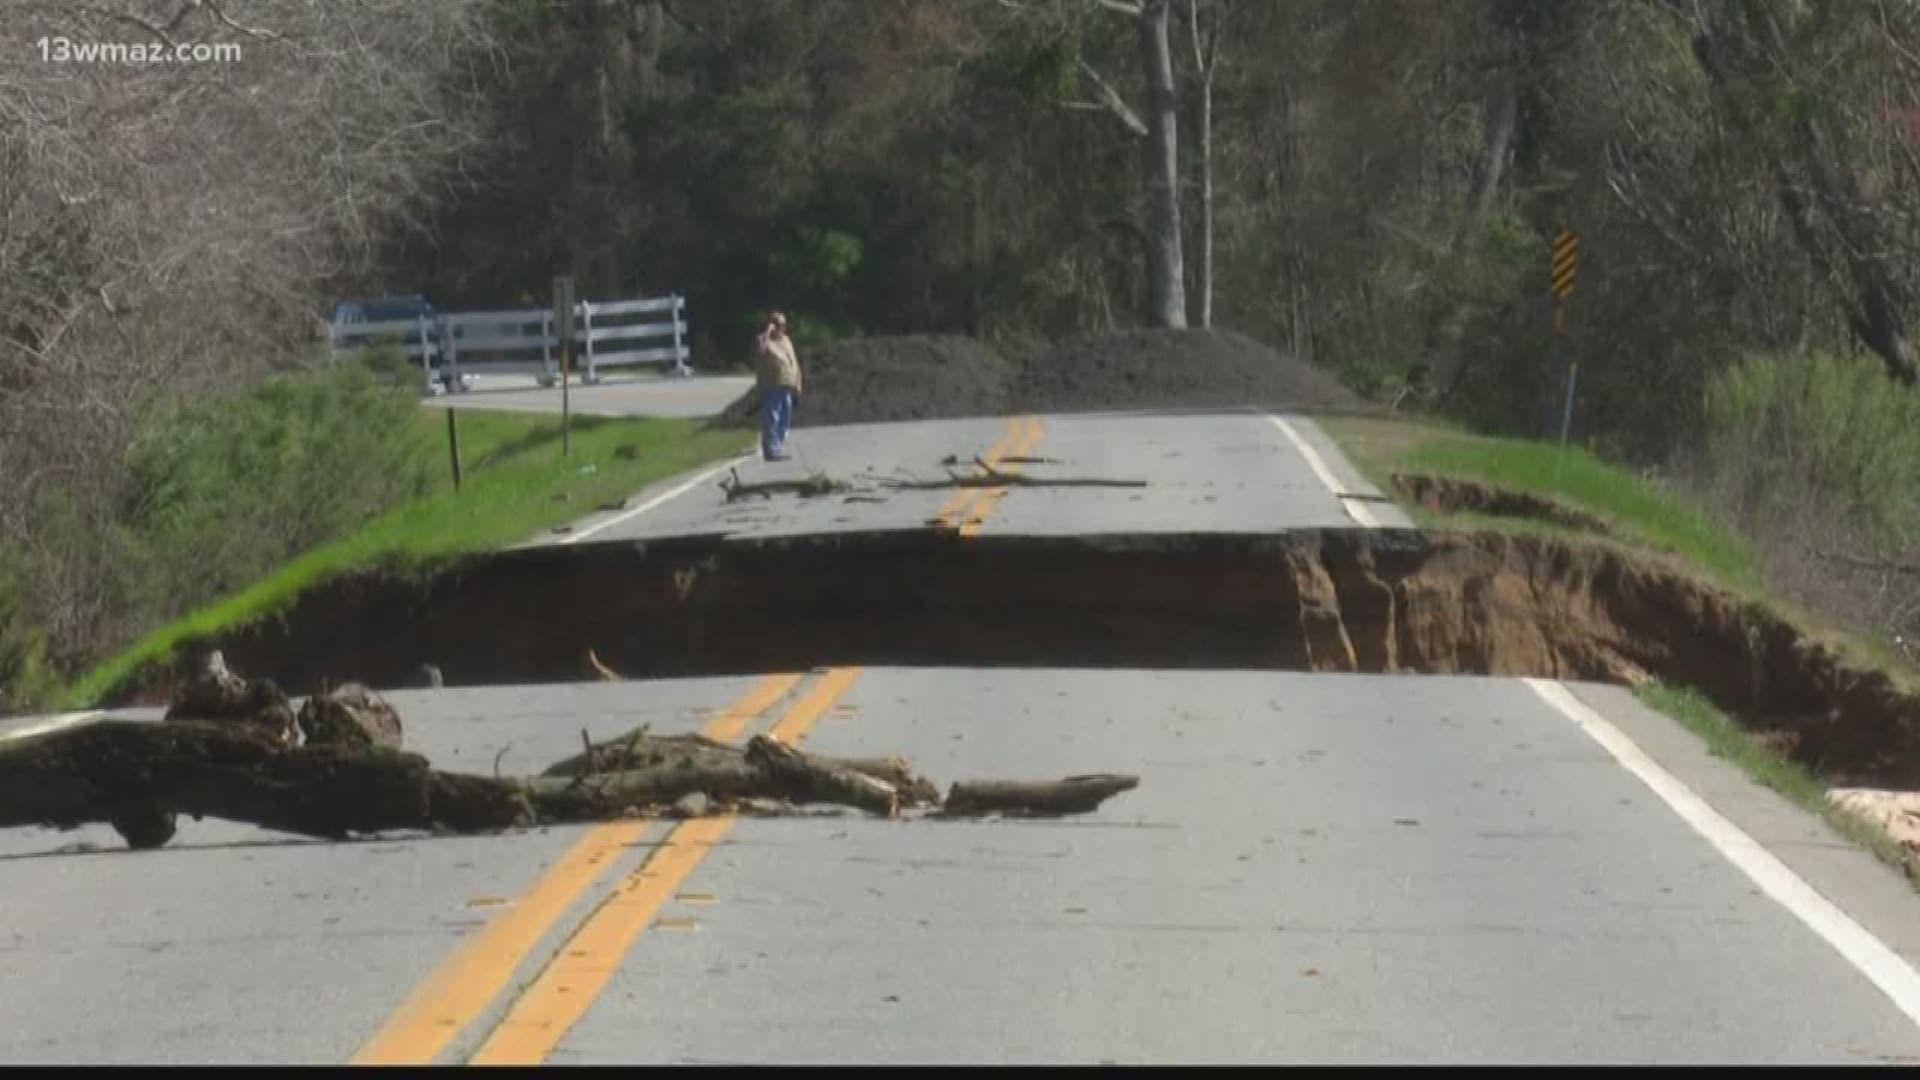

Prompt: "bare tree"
[1135,0,1187,328]
[1681,0,1920,386]
[1184,0,1232,328]
[0,0,500,683]
[1016,0,1188,328]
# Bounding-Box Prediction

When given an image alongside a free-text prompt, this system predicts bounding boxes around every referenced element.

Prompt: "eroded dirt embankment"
[102,529,1920,787]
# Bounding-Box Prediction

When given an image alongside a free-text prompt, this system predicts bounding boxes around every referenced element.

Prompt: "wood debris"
[3,661,1139,850]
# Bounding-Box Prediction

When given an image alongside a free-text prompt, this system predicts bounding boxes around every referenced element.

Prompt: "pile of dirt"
[712,334,1015,429]
[710,327,1368,429]
[1011,328,1367,416]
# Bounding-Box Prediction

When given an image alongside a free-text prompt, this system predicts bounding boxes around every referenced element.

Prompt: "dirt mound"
[711,328,1368,429]
[1011,328,1367,416]
[712,335,1014,430]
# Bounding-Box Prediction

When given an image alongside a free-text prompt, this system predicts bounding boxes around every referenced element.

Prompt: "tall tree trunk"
[1138,0,1188,330]
[1195,70,1214,328]
[1467,82,1517,224]
[1187,0,1218,329]
[1417,79,1519,401]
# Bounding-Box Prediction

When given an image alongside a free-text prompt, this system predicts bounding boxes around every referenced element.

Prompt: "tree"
[1184,0,1234,328]
[1135,0,1188,328]
[0,0,497,692]
[1680,0,1920,386]
[1030,0,1188,328]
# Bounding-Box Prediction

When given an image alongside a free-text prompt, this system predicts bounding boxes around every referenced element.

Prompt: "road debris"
[882,456,1147,491]
[940,775,1141,816]
[297,683,403,749]
[941,453,1066,467]
[717,458,1146,504]
[164,649,297,747]
[3,662,1140,850]
[588,648,623,681]
[720,468,854,501]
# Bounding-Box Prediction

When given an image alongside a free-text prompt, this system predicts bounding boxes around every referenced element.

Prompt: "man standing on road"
[756,311,803,461]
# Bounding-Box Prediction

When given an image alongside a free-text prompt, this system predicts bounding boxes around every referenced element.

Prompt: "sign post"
[553,275,576,458]
[445,407,462,493]
[1550,228,1579,452]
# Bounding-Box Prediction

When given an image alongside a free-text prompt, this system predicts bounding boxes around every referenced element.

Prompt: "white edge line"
[1524,677,1920,1028]
[0,710,104,744]
[558,453,756,545]
[1267,415,1380,528]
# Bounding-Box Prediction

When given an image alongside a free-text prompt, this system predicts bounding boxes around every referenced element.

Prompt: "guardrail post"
[582,300,599,384]
[446,319,461,392]
[540,311,557,388]
[417,313,434,394]
[671,293,690,377]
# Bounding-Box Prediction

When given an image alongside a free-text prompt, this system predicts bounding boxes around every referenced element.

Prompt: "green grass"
[1321,416,1761,590]
[1637,682,1919,888]
[59,410,751,708]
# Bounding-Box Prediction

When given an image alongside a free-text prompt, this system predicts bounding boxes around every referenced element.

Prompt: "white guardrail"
[326,294,691,391]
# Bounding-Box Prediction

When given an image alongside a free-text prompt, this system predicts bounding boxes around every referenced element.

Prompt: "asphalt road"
[4,400,1920,1064]
[561,409,1412,544]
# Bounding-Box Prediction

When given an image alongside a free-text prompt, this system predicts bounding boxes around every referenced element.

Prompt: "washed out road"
[3,404,1919,1064]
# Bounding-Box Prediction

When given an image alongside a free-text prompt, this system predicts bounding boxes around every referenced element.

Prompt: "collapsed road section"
[100,527,1920,790]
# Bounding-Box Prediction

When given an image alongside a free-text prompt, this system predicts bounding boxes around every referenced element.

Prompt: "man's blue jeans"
[761,386,795,458]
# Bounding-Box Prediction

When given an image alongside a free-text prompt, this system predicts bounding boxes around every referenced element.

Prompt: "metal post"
[446,407,463,493]
[1555,306,1576,449]
[1548,227,1580,480]
[541,312,555,388]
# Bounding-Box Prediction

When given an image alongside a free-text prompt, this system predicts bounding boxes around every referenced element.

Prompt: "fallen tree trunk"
[745,733,903,817]
[942,774,1141,816]
[0,720,530,847]
[545,729,940,802]
[2,715,1137,849]
[541,729,741,778]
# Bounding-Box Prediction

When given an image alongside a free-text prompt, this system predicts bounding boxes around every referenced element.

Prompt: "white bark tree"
[1049,0,1188,328]
[1184,0,1232,328]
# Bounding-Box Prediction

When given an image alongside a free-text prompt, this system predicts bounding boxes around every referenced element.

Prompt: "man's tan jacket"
[757,331,803,393]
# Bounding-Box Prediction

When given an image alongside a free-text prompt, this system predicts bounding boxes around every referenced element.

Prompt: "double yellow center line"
[350,667,863,1067]
[932,415,1045,538]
